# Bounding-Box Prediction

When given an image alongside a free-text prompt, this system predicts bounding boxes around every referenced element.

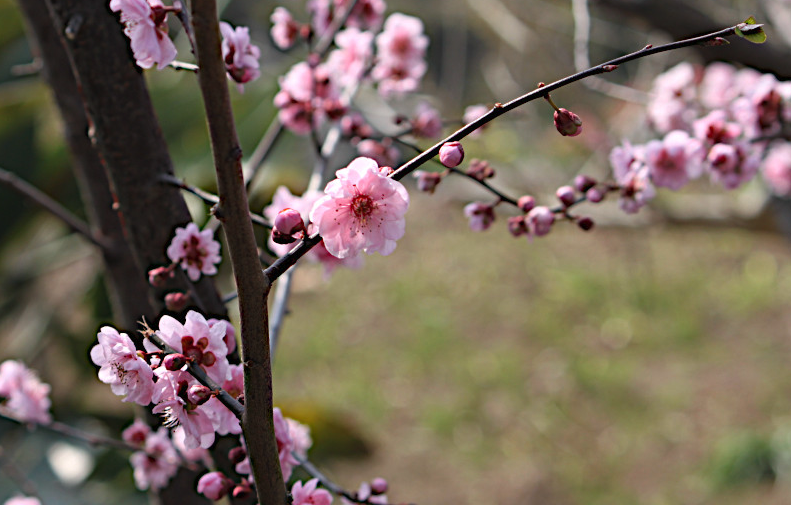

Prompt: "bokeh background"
[2,0,791,503]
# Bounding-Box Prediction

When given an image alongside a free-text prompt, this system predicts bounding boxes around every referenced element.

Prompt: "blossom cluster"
[611,61,791,214]
[272,0,434,165]
[88,310,311,493]
[0,360,51,424]
[110,0,261,90]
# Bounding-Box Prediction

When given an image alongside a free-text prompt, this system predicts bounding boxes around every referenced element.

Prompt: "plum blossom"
[525,206,555,237]
[197,471,233,501]
[3,498,41,505]
[129,427,180,491]
[355,138,400,167]
[762,144,791,196]
[220,22,261,92]
[202,364,243,436]
[0,360,51,424]
[274,407,301,480]
[371,13,428,96]
[463,202,495,232]
[274,62,343,134]
[340,0,386,30]
[310,157,410,259]
[155,310,230,384]
[151,370,216,449]
[326,28,374,89]
[410,102,443,138]
[646,62,699,133]
[609,141,656,214]
[706,142,760,190]
[271,7,301,50]
[166,223,221,282]
[292,479,333,505]
[109,0,177,69]
[644,130,705,190]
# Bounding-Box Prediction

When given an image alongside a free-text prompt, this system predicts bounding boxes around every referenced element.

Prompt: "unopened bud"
[703,37,729,46]
[556,185,577,207]
[165,292,189,312]
[507,216,528,237]
[228,446,247,464]
[187,385,213,406]
[413,170,443,193]
[585,186,606,203]
[370,478,388,495]
[439,141,464,168]
[601,64,618,72]
[574,175,597,193]
[232,481,252,500]
[466,159,495,181]
[526,206,555,237]
[272,208,305,244]
[517,195,536,213]
[163,353,189,371]
[577,216,595,231]
[554,108,583,137]
[148,266,174,287]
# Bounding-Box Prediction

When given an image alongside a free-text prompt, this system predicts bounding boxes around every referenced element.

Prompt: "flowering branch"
[262,22,753,283]
[189,2,284,504]
[0,167,105,249]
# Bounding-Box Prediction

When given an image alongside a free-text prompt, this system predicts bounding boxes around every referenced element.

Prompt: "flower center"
[350,194,376,221]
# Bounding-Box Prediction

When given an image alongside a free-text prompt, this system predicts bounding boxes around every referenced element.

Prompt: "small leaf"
[735,17,767,44]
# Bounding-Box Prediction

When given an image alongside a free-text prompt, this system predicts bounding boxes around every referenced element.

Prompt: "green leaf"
[735,17,767,44]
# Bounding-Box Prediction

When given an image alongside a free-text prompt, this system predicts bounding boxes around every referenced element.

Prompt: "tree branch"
[189,2,284,504]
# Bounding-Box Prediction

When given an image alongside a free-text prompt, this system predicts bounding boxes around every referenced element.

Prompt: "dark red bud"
[163,353,189,371]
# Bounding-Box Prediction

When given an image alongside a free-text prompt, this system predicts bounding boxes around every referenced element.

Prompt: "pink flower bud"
[228,446,247,464]
[370,478,388,495]
[163,353,189,371]
[577,216,595,231]
[466,159,495,181]
[463,202,495,231]
[556,185,577,207]
[165,292,189,312]
[187,385,212,405]
[272,208,305,244]
[232,480,252,500]
[148,266,174,287]
[554,108,583,136]
[507,216,528,237]
[197,471,233,501]
[574,175,597,193]
[413,170,443,193]
[585,186,606,203]
[526,206,555,237]
[517,195,536,213]
[439,141,464,167]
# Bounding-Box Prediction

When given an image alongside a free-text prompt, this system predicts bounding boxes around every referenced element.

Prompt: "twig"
[0,410,136,452]
[446,167,519,206]
[0,445,44,502]
[0,167,105,249]
[190,2,284,504]
[159,174,273,229]
[294,452,415,505]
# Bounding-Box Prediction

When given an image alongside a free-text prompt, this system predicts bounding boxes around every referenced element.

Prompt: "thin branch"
[0,166,105,249]
[293,453,415,505]
[0,410,136,452]
[159,174,273,229]
[447,167,519,206]
[0,445,44,502]
[262,23,749,283]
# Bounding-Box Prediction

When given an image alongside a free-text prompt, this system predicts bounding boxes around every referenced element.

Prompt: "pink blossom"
[341,112,374,139]
[274,407,300,480]
[525,206,554,237]
[356,139,400,167]
[342,481,388,505]
[292,479,333,505]
[310,157,410,259]
[129,427,179,490]
[463,104,490,138]
[371,13,428,97]
[463,202,495,232]
[171,425,210,463]
[208,318,236,355]
[221,22,261,92]
[413,170,443,193]
[692,109,741,145]
[617,166,656,214]
[271,7,301,50]
[166,223,221,282]
[762,143,791,196]
[275,62,341,134]
[410,102,443,138]
[706,142,760,190]
[156,310,229,384]
[122,418,151,447]
[203,364,243,436]
[646,63,700,133]
[698,62,738,109]
[0,360,52,424]
[109,0,177,69]
[152,370,216,449]
[197,471,233,500]
[326,28,374,89]
[338,0,386,30]
[644,130,704,190]
[287,417,313,458]
[3,498,41,505]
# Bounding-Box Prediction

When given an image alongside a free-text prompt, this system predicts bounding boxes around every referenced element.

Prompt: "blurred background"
[2,0,791,504]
